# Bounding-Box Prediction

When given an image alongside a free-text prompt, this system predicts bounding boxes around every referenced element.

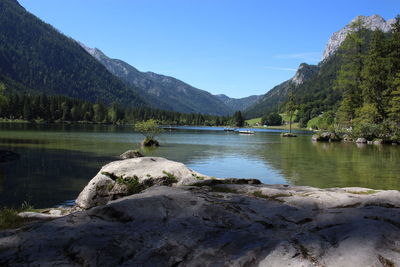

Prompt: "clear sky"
[19,0,399,98]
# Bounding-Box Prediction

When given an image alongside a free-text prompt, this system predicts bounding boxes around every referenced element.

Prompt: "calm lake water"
[0,123,399,208]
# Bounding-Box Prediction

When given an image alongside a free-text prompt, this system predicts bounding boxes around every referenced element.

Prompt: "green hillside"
[0,0,146,107]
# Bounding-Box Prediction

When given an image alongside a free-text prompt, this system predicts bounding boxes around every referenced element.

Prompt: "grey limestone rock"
[322,15,395,61]
[119,150,143,159]
[2,184,400,266]
[356,137,367,143]
[75,157,208,209]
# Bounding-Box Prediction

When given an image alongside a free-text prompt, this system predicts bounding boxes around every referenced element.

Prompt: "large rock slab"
[2,184,400,266]
[75,157,208,209]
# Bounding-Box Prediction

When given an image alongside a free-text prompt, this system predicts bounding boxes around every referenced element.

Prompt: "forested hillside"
[81,45,233,115]
[0,87,231,126]
[0,0,146,107]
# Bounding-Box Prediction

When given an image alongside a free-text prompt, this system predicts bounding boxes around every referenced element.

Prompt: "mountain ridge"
[245,14,395,119]
[80,43,260,115]
[0,0,146,107]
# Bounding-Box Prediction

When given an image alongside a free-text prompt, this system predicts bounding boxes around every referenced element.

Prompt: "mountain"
[244,63,319,118]
[0,0,146,107]
[322,15,395,61]
[245,15,395,119]
[214,94,261,112]
[80,44,233,115]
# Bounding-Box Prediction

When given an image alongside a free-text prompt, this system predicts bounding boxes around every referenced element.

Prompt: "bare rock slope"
[1,158,400,266]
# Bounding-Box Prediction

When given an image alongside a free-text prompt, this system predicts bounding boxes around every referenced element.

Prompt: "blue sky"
[19,0,399,98]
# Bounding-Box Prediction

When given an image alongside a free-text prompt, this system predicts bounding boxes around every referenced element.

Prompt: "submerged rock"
[2,184,400,266]
[0,150,20,163]
[281,133,297,137]
[119,150,143,159]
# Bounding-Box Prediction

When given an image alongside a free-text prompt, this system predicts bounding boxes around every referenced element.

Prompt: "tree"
[335,18,367,127]
[285,91,297,133]
[134,119,164,147]
[388,72,400,124]
[233,111,244,127]
[262,113,282,126]
[360,30,388,122]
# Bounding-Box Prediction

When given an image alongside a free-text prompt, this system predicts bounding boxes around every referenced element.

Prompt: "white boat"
[237,130,255,134]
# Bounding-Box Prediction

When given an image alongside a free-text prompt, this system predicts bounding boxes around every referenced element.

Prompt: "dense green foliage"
[252,16,400,141]
[134,119,164,139]
[232,111,245,127]
[0,0,145,107]
[134,119,163,146]
[261,113,282,126]
[0,88,232,126]
[333,17,400,141]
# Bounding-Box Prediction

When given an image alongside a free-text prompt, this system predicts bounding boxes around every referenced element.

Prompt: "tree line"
[0,87,241,126]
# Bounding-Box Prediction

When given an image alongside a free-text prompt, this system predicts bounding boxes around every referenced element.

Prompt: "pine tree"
[335,18,367,127]
[285,91,297,133]
[360,30,388,123]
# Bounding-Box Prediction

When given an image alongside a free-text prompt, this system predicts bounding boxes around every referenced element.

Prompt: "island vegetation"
[134,119,163,147]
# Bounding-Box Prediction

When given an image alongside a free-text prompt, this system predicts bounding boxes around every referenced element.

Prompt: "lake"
[0,123,399,208]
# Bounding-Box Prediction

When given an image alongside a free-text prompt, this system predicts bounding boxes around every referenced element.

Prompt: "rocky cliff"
[322,15,395,61]
[1,157,400,266]
[244,63,319,117]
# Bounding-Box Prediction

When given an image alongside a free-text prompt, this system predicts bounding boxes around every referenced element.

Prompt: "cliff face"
[322,15,395,61]
[244,63,319,117]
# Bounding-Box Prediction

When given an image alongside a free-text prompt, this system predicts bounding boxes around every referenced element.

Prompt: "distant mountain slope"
[245,15,394,119]
[214,94,261,112]
[81,45,233,115]
[0,0,146,107]
[244,63,319,118]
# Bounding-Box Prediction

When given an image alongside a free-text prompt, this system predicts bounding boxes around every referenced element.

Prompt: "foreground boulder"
[1,184,400,266]
[75,157,208,209]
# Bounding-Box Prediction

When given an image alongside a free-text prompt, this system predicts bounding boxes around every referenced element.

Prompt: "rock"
[119,150,143,159]
[311,132,341,142]
[17,212,61,220]
[291,63,319,86]
[281,133,297,137]
[75,157,208,209]
[3,184,400,266]
[343,134,353,142]
[141,138,160,147]
[373,139,383,145]
[356,137,367,143]
[323,15,395,61]
[49,209,62,216]
[0,150,20,163]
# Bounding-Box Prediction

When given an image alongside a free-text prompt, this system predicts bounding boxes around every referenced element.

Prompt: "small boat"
[224,128,236,131]
[237,130,255,134]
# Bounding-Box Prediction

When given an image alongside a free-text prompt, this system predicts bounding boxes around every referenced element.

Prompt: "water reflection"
[0,124,399,208]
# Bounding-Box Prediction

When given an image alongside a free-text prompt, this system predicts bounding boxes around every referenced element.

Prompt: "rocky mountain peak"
[291,63,319,86]
[322,14,395,61]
